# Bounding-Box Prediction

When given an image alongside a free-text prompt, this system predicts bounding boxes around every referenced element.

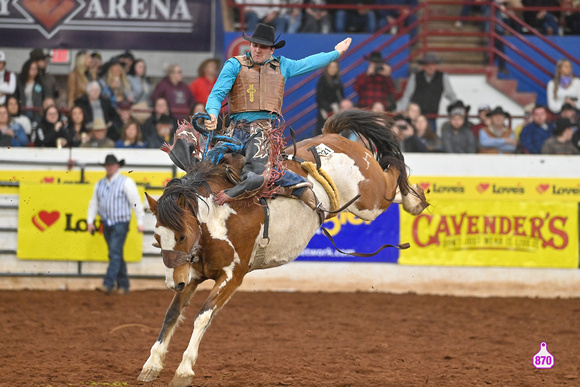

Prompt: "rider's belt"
[229,55,285,114]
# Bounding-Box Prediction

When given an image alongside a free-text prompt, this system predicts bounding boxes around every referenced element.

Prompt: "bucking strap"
[320,227,410,257]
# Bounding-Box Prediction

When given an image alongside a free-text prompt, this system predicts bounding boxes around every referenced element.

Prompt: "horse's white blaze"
[155,225,176,250]
[176,308,213,377]
[164,267,175,289]
[197,196,237,241]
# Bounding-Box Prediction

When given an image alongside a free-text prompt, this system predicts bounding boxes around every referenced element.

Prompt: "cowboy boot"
[298,186,326,225]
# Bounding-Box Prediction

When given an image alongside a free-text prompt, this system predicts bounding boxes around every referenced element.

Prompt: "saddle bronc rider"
[204,23,351,215]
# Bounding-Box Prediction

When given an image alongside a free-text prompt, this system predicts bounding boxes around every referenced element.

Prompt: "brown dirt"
[1,289,579,387]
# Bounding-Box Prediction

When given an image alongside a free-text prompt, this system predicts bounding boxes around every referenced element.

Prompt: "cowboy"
[478,106,517,154]
[354,51,396,111]
[87,154,145,294]
[204,23,351,216]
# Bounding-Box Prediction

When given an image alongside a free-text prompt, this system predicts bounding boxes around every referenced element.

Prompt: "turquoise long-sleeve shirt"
[206,50,340,122]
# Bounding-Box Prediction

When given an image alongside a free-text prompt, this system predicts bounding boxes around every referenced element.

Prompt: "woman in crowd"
[0,105,28,147]
[547,59,580,114]
[404,102,421,126]
[99,59,132,108]
[127,59,153,107]
[67,50,91,108]
[315,60,344,135]
[115,120,146,148]
[31,105,65,147]
[141,97,176,140]
[60,106,90,148]
[6,95,32,138]
[415,114,442,152]
[16,59,45,124]
[189,58,219,106]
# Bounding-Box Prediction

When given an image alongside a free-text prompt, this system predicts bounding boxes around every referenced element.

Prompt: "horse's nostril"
[175,282,185,292]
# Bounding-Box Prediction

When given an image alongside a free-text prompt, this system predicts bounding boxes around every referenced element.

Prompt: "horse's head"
[146,189,203,292]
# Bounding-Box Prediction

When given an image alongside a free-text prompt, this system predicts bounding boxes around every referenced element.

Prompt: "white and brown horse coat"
[139,109,428,387]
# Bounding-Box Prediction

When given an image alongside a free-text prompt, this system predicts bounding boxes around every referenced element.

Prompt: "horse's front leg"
[138,279,200,383]
[169,265,246,387]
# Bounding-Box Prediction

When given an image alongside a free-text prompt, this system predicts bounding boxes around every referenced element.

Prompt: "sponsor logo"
[418,182,430,191]
[536,184,550,194]
[431,183,464,194]
[31,210,60,231]
[552,185,580,195]
[476,183,490,193]
[492,184,525,194]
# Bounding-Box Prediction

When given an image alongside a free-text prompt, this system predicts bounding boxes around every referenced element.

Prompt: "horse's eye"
[179,235,185,242]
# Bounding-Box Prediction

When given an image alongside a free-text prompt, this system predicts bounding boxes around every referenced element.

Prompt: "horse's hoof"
[137,367,162,382]
[168,373,194,387]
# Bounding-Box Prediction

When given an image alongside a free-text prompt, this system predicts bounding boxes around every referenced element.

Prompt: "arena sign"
[0,0,211,51]
[17,183,143,262]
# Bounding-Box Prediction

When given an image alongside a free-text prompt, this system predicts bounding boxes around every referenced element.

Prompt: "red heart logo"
[32,211,60,231]
[536,184,549,194]
[20,0,78,30]
[476,183,490,193]
[42,177,55,183]
[419,182,430,190]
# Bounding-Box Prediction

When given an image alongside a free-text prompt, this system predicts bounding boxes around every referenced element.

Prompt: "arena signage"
[0,0,211,51]
[17,183,143,261]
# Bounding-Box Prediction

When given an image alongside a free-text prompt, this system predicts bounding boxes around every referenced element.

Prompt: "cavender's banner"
[17,183,143,262]
[400,199,578,268]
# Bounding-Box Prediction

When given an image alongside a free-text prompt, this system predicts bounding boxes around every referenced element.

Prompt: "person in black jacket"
[315,60,343,135]
[74,81,122,141]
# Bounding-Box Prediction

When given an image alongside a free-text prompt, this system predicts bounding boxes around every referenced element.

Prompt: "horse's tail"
[322,109,423,203]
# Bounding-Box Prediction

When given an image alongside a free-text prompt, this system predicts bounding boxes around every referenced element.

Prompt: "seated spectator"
[117,50,135,74]
[6,95,32,138]
[559,102,578,131]
[74,81,122,142]
[283,0,304,33]
[522,0,559,35]
[16,58,45,124]
[393,114,428,152]
[541,118,580,154]
[31,105,65,147]
[404,102,421,126]
[471,104,492,140]
[561,0,580,35]
[0,50,17,106]
[117,99,138,128]
[0,105,28,147]
[99,58,132,108]
[236,0,287,32]
[67,50,90,108]
[302,0,332,33]
[354,51,396,111]
[441,105,477,153]
[145,114,174,149]
[142,97,177,140]
[439,100,472,136]
[478,106,517,153]
[128,59,153,107]
[340,98,354,111]
[415,114,442,152]
[513,103,534,140]
[371,101,386,113]
[30,48,58,100]
[81,118,115,148]
[189,58,220,106]
[88,52,102,81]
[333,0,376,33]
[519,105,554,153]
[152,64,195,120]
[60,106,90,148]
[546,59,580,114]
[115,121,146,148]
[377,0,400,33]
[316,60,344,135]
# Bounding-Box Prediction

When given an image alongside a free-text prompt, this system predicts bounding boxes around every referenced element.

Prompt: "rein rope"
[190,112,242,164]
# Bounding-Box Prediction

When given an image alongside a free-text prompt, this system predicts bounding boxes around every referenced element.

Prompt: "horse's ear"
[145,192,158,212]
[177,193,188,209]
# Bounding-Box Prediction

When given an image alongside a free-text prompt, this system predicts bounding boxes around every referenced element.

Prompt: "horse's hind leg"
[169,269,245,387]
[138,280,200,383]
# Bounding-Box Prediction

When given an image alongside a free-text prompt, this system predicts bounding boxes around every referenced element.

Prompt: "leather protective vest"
[229,55,285,115]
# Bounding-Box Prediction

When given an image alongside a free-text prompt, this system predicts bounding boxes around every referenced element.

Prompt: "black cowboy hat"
[417,53,441,65]
[486,106,510,117]
[30,48,51,61]
[242,23,285,49]
[364,51,385,63]
[560,102,576,113]
[447,100,471,116]
[102,154,125,167]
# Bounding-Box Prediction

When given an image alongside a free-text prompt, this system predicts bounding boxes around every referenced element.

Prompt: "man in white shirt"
[0,51,17,105]
[87,154,145,294]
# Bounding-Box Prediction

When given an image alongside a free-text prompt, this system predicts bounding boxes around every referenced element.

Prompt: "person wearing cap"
[471,104,492,140]
[30,48,58,99]
[440,100,472,137]
[145,113,174,149]
[0,50,17,106]
[547,59,580,114]
[519,105,554,154]
[541,118,580,154]
[80,117,115,148]
[478,106,517,154]
[397,53,457,128]
[87,154,145,295]
[203,23,351,219]
[354,51,396,111]
[440,103,477,153]
[559,102,578,131]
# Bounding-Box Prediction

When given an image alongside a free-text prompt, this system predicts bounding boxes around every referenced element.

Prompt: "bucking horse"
[138,109,429,386]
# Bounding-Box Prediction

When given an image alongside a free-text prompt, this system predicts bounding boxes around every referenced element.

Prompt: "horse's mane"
[323,109,414,196]
[156,161,225,233]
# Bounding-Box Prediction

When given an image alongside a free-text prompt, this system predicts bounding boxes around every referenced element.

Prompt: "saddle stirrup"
[299,187,326,225]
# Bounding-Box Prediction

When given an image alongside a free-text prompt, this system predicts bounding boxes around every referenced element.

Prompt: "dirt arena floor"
[1,289,580,387]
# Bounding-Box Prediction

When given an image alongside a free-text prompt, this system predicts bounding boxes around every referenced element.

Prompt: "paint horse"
[138,109,428,387]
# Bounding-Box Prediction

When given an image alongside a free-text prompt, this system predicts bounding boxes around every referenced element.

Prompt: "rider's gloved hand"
[204,114,218,131]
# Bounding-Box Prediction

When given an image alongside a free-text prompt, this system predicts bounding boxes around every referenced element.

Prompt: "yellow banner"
[17,183,144,262]
[409,176,580,202]
[400,200,578,268]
